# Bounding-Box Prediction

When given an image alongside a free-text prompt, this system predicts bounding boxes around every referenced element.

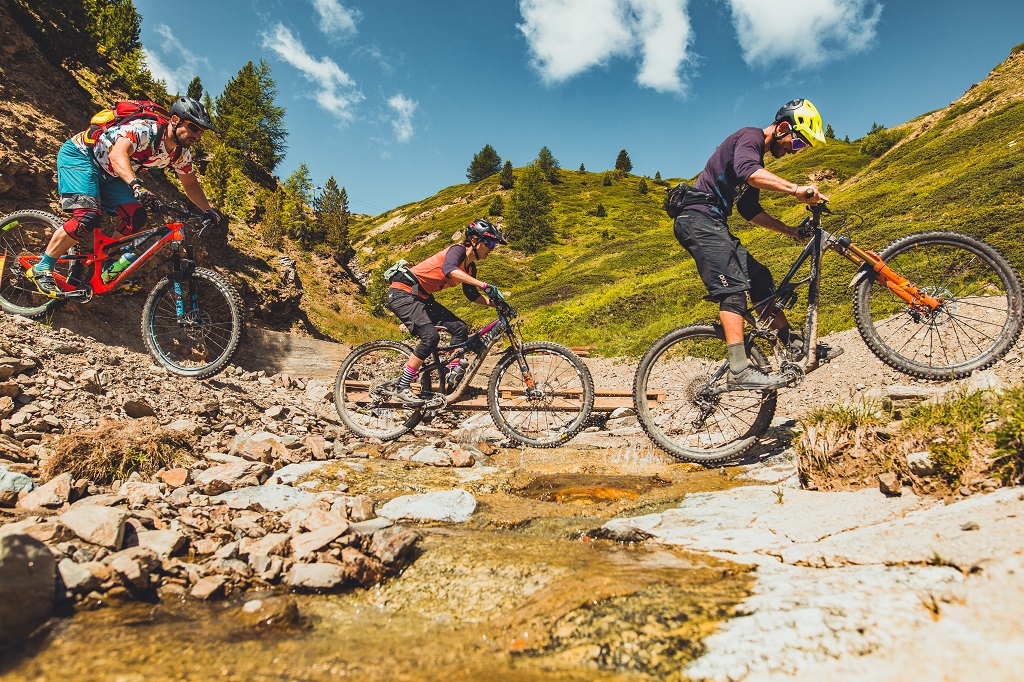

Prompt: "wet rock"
[60,506,128,550]
[368,526,420,566]
[107,554,150,590]
[377,489,477,523]
[17,473,73,511]
[450,448,475,468]
[878,472,902,496]
[212,484,316,512]
[341,547,385,587]
[287,563,346,592]
[190,575,227,600]
[235,596,300,630]
[58,558,100,594]
[0,533,56,643]
[410,445,452,467]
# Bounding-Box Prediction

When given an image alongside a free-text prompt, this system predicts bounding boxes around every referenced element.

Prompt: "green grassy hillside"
[350,47,1024,356]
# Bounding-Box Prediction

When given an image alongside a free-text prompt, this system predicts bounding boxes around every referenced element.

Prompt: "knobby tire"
[633,324,777,464]
[0,210,68,319]
[487,341,595,448]
[334,340,423,440]
[853,231,1024,379]
[141,267,243,379]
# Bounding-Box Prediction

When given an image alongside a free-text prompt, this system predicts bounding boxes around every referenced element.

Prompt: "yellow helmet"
[775,99,826,147]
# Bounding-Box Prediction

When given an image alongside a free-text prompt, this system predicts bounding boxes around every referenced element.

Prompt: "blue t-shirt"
[692,127,766,221]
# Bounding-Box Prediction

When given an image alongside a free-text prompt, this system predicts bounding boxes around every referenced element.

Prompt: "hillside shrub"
[488,195,504,216]
[590,203,606,217]
[638,178,648,195]
[860,127,906,157]
[602,173,612,186]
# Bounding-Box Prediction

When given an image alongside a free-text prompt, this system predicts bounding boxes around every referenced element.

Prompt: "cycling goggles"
[482,238,497,249]
[790,132,809,151]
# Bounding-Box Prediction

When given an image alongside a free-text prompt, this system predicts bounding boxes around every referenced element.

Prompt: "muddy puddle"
[1,444,755,681]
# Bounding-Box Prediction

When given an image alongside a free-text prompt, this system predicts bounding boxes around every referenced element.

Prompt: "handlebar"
[153,201,217,234]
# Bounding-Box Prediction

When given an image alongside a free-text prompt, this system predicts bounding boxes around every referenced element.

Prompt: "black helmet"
[169,96,218,134]
[466,219,507,245]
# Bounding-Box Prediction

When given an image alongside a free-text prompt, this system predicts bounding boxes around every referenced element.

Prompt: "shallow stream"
[1,444,755,681]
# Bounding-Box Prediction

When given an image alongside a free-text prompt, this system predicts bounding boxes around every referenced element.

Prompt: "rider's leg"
[28,209,101,296]
[386,287,444,405]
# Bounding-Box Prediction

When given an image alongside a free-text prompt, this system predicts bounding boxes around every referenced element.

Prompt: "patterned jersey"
[71,119,194,177]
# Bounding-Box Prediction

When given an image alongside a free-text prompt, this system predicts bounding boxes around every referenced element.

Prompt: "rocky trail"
[1,312,1023,680]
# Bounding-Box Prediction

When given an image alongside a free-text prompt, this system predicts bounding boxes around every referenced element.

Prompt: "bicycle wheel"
[334,340,423,440]
[487,341,594,448]
[0,210,70,318]
[633,324,777,464]
[853,231,1024,380]
[141,268,243,379]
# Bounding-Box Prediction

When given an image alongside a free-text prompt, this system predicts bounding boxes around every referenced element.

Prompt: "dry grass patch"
[44,417,196,484]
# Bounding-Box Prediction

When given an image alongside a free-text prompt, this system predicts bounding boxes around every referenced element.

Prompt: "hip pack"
[664,182,717,218]
[384,259,421,296]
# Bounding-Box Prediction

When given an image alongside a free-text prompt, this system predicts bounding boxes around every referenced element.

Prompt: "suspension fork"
[833,237,944,310]
[802,228,823,374]
[169,245,198,322]
[505,329,537,390]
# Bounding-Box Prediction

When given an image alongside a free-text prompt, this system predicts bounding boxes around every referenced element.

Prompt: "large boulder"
[0,533,56,642]
[376,489,477,523]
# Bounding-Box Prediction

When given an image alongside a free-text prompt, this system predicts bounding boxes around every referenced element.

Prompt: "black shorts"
[673,209,775,304]
[386,288,469,360]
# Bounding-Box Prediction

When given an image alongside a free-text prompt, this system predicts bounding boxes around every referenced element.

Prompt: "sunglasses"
[483,238,497,249]
[183,121,204,135]
[790,131,809,151]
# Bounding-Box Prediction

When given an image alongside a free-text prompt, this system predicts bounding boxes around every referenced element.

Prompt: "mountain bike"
[633,201,1024,464]
[0,202,243,379]
[334,297,595,447]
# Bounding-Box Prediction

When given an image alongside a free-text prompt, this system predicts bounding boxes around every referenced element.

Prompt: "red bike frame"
[17,221,185,296]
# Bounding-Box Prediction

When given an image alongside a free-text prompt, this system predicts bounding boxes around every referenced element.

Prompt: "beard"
[768,138,785,158]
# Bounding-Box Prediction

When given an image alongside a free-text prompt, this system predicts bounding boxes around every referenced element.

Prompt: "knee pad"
[414,327,441,360]
[115,202,148,236]
[448,321,469,343]
[62,209,101,241]
[718,292,748,317]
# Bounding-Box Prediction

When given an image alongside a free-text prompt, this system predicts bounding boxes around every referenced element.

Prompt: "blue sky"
[136,0,1024,216]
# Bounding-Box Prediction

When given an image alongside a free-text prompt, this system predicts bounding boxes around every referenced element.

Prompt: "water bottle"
[101,251,137,283]
[446,357,469,392]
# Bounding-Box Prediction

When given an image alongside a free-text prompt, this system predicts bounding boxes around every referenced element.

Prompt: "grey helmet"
[169,96,218,134]
[465,219,508,245]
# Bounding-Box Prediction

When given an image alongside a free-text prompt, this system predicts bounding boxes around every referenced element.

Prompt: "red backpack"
[83,100,182,163]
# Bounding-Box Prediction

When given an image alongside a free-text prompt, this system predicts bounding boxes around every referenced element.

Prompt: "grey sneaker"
[394,387,425,405]
[816,344,844,362]
[727,365,790,392]
[25,264,58,297]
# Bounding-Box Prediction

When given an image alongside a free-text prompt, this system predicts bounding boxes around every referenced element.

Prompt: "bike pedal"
[58,288,91,300]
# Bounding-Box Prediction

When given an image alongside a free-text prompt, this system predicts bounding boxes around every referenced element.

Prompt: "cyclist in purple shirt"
[675,99,840,391]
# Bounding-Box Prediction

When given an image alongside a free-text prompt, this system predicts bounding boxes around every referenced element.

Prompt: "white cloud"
[726,0,882,68]
[517,0,693,94]
[387,93,418,142]
[261,24,365,122]
[143,23,210,95]
[311,0,360,38]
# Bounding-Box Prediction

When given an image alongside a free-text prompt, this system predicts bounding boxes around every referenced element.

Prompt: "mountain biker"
[386,219,508,405]
[674,98,841,391]
[26,96,224,296]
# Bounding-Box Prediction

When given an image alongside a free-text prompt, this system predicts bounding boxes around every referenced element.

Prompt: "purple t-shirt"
[692,127,766,221]
[441,245,481,301]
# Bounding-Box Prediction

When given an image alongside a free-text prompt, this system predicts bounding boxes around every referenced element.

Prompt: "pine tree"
[315,177,351,256]
[186,76,204,101]
[536,146,560,184]
[579,163,586,173]
[844,135,850,143]
[638,178,648,195]
[499,161,514,189]
[615,149,632,174]
[215,59,288,180]
[505,163,553,253]
[824,123,836,140]
[868,122,886,135]
[261,187,286,249]
[466,144,502,182]
[602,173,612,186]
[284,163,314,248]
